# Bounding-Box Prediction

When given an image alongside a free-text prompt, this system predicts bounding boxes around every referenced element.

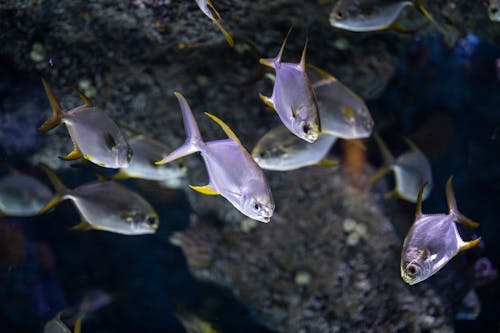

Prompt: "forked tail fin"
[37,163,68,215]
[38,79,64,133]
[155,92,203,165]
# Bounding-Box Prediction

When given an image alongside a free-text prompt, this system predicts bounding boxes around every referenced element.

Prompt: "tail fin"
[446,176,480,228]
[369,133,395,184]
[37,163,68,214]
[156,92,203,165]
[38,79,64,133]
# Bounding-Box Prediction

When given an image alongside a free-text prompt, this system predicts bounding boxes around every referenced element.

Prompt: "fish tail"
[38,79,64,133]
[445,176,480,228]
[156,92,203,165]
[37,163,68,215]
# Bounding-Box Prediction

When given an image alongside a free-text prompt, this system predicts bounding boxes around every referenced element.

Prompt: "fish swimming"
[44,312,82,333]
[329,0,458,45]
[39,79,132,169]
[259,30,321,143]
[307,64,374,139]
[252,125,338,171]
[488,0,500,22]
[194,0,234,47]
[0,170,52,217]
[113,134,187,182]
[400,177,481,285]
[38,164,159,235]
[371,134,433,202]
[155,92,274,223]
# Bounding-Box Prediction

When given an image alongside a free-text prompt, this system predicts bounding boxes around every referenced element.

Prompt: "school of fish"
[0,1,487,329]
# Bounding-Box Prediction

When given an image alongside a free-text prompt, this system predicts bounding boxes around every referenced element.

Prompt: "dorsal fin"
[299,36,308,70]
[204,112,241,145]
[403,136,420,152]
[69,85,93,107]
[373,132,395,164]
[445,176,480,228]
[277,27,293,64]
[415,182,427,219]
[306,63,337,81]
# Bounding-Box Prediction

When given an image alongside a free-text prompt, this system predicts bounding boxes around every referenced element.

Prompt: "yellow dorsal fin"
[189,184,219,195]
[306,64,336,81]
[414,182,427,219]
[258,93,275,110]
[299,37,308,70]
[204,112,241,145]
[69,85,93,107]
[403,136,420,152]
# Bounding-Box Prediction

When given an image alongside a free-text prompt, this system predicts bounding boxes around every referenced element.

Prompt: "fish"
[113,134,187,182]
[0,170,53,217]
[488,0,500,22]
[194,0,234,47]
[38,164,159,235]
[400,177,481,285]
[176,312,219,333]
[251,125,338,171]
[455,290,481,320]
[329,0,459,45]
[155,92,274,223]
[38,79,132,169]
[44,312,82,333]
[371,133,433,202]
[259,30,321,143]
[307,64,374,139]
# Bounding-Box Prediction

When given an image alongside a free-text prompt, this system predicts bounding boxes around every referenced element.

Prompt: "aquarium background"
[0,1,499,332]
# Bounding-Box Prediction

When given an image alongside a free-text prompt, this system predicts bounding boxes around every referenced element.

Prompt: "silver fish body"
[0,171,52,217]
[44,316,71,333]
[115,134,187,181]
[308,65,374,139]
[400,178,481,285]
[259,32,321,143]
[252,126,337,171]
[329,0,413,31]
[156,92,274,223]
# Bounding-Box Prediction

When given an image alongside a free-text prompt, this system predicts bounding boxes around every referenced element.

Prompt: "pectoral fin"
[189,184,219,195]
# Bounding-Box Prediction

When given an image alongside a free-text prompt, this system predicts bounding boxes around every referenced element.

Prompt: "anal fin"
[459,237,481,253]
[258,93,275,110]
[315,159,339,167]
[59,148,83,161]
[70,219,94,231]
[189,184,219,195]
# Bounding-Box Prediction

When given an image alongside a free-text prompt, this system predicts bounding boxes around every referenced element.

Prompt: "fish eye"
[146,216,157,226]
[335,10,343,19]
[259,152,266,158]
[407,264,418,276]
[490,5,498,14]
[178,162,184,169]
[302,124,311,134]
[253,203,260,211]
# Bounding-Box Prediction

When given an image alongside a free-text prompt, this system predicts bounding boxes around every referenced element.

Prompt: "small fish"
[113,134,187,182]
[259,30,321,143]
[175,305,219,333]
[488,0,500,22]
[156,92,274,223]
[38,164,159,235]
[252,126,338,171]
[400,177,481,285]
[194,0,234,47]
[0,170,53,217]
[455,290,481,320]
[371,134,433,202]
[329,0,458,45]
[44,312,82,333]
[38,79,132,169]
[307,64,374,139]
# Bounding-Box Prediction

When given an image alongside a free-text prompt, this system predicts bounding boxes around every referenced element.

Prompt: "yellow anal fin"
[258,93,275,110]
[315,159,339,167]
[59,148,83,161]
[189,184,219,195]
[204,112,242,145]
[259,58,275,69]
[112,169,130,180]
[70,219,94,231]
[459,237,481,253]
[37,195,63,215]
[212,18,234,47]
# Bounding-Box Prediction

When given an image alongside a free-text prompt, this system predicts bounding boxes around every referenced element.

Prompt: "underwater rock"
[172,167,467,332]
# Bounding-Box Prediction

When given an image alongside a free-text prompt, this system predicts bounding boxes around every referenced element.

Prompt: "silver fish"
[39,80,132,169]
[371,134,433,203]
[39,165,159,235]
[259,31,321,143]
[307,64,374,139]
[194,0,234,46]
[488,0,500,22]
[44,312,82,333]
[252,126,338,171]
[156,92,274,223]
[113,134,187,182]
[400,178,481,285]
[329,0,413,31]
[0,170,52,217]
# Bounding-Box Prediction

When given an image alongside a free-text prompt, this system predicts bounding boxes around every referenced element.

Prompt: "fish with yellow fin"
[371,133,432,202]
[401,177,481,285]
[307,64,374,139]
[259,30,321,143]
[38,164,159,235]
[329,0,458,45]
[156,92,274,223]
[38,79,132,169]
[252,125,338,171]
[0,169,52,217]
[44,311,83,333]
[113,133,187,183]
[195,0,234,47]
